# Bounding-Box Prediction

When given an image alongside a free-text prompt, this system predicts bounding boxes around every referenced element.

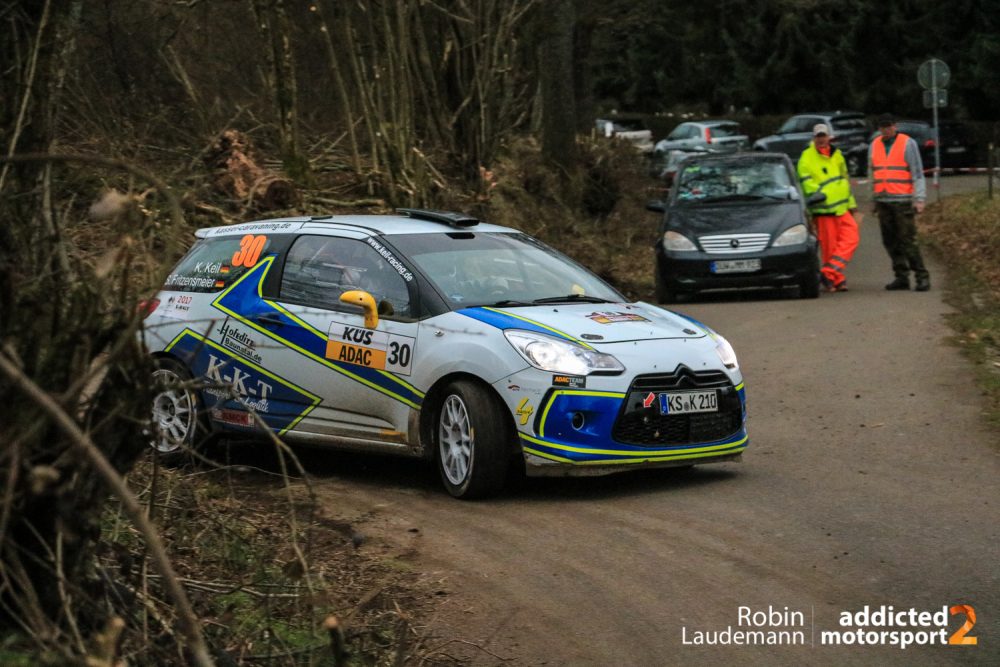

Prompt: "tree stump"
[206,130,298,211]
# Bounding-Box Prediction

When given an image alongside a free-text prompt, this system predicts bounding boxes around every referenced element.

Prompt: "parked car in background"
[867,120,977,170]
[654,120,750,154]
[753,111,869,175]
[595,116,655,153]
[648,152,822,302]
[648,146,710,185]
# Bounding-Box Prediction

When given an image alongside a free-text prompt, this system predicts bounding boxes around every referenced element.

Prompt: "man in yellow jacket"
[796,124,860,292]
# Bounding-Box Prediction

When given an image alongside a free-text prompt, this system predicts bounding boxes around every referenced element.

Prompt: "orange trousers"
[814,211,859,288]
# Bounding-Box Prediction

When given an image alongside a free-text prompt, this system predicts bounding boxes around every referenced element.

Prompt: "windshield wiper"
[698,193,768,202]
[532,294,615,304]
[484,299,533,307]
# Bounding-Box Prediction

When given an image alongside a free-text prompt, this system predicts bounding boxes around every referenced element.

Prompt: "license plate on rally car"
[946,146,966,154]
[659,390,718,415]
[710,259,761,274]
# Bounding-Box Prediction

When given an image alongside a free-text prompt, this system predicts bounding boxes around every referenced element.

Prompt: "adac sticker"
[325,320,416,376]
[552,374,586,388]
[586,310,649,324]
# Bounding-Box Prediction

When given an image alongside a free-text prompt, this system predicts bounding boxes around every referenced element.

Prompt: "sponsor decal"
[160,294,193,320]
[586,310,650,324]
[211,408,254,427]
[217,322,262,365]
[203,353,274,413]
[205,221,301,237]
[580,333,604,340]
[325,320,415,376]
[366,237,414,282]
[516,397,534,426]
[507,384,521,391]
[552,374,586,388]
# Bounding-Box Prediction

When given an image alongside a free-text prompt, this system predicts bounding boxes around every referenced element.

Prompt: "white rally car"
[144,209,747,498]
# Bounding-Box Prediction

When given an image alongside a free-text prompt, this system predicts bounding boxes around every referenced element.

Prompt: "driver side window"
[279,236,411,317]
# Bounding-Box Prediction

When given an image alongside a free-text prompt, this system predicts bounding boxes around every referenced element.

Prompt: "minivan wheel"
[149,358,206,462]
[654,259,677,304]
[436,380,511,499]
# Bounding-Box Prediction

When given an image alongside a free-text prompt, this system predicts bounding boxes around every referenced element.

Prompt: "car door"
[247,232,423,442]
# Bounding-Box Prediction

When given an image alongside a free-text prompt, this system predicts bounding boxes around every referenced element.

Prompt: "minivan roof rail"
[397,208,479,227]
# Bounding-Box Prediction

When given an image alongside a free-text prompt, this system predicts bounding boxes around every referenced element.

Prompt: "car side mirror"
[646,200,666,213]
[340,290,379,328]
[806,192,827,205]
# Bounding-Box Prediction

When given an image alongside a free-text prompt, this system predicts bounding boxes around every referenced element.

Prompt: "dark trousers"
[875,201,929,280]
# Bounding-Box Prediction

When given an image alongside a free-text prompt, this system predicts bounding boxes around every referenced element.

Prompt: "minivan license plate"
[711,259,761,274]
[659,390,718,415]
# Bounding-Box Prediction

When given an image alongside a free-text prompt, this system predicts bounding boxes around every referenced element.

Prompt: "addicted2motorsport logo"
[680,604,980,650]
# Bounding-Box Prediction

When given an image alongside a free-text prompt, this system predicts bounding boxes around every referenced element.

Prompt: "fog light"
[571,412,586,430]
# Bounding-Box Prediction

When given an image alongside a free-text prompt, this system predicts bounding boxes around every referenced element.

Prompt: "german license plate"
[710,259,761,274]
[659,390,718,415]
[946,146,966,154]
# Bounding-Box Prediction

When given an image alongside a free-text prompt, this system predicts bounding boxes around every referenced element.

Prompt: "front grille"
[612,366,743,446]
[698,233,770,254]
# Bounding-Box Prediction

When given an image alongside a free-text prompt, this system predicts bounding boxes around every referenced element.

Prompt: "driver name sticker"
[586,310,649,324]
[325,321,415,375]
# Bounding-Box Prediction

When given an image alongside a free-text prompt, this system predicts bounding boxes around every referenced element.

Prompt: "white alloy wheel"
[150,367,196,454]
[439,394,473,486]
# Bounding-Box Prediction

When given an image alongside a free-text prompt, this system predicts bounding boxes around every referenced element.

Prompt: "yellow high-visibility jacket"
[797,143,857,216]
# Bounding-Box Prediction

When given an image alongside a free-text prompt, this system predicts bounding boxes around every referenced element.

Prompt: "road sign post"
[918,59,950,199]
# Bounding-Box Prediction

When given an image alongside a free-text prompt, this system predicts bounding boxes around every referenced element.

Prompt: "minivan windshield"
[387,232,624,308]
[674,158,794,204]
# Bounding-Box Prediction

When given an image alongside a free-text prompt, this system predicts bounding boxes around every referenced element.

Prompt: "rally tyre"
[149,358,208,464]
[435,380,512,499]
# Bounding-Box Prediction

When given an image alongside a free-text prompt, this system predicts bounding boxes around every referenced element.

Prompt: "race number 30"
[232,234,267,268]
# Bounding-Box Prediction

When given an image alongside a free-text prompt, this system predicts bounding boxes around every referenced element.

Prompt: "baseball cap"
[813,123,832,137]
[877,113,895,127]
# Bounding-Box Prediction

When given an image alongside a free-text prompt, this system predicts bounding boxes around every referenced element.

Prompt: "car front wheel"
[436,380,511,499]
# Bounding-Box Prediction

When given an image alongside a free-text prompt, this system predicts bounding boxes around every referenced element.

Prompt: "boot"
[885,277,910,291]
[915,275,931,292]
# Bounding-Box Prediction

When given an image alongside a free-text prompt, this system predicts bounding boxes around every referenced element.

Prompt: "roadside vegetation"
[923,192,1000,428]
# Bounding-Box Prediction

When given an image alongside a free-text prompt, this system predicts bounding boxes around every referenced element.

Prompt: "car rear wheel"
[149,358,207,462]
[436,380,511,499]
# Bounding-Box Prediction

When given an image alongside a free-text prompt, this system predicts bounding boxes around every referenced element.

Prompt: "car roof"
[793,111,865,119]
[195,211,516,239]
[679,151,789,163]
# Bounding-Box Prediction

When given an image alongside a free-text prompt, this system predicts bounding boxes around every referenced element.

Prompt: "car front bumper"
[656,242,818,292]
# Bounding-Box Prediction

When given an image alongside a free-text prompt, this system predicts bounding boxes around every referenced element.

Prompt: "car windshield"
[386,232,623,308]
[674,158,794,203]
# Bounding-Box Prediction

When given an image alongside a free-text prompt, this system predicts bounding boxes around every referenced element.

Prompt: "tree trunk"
[538,0,577,168]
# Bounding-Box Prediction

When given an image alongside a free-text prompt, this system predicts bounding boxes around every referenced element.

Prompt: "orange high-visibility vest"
[871,133,914,196]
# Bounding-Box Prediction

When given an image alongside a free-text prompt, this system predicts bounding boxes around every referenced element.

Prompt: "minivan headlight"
[663,231,698,251]
[773,224,808,247]
[504,330,624,375]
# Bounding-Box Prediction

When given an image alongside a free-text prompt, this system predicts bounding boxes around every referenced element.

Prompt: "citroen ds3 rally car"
[144,209,747,498]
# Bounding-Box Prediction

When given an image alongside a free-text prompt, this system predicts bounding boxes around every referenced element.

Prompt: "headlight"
[772,224,808,247]
[504,330,625,375]
[663,231,697,251]
[714,335,739,370]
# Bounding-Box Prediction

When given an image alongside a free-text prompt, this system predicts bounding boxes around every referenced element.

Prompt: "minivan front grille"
[698,233,770,254]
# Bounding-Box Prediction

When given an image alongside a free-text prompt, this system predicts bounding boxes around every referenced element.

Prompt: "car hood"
[667,200,803,235]
[457,302,707,344]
